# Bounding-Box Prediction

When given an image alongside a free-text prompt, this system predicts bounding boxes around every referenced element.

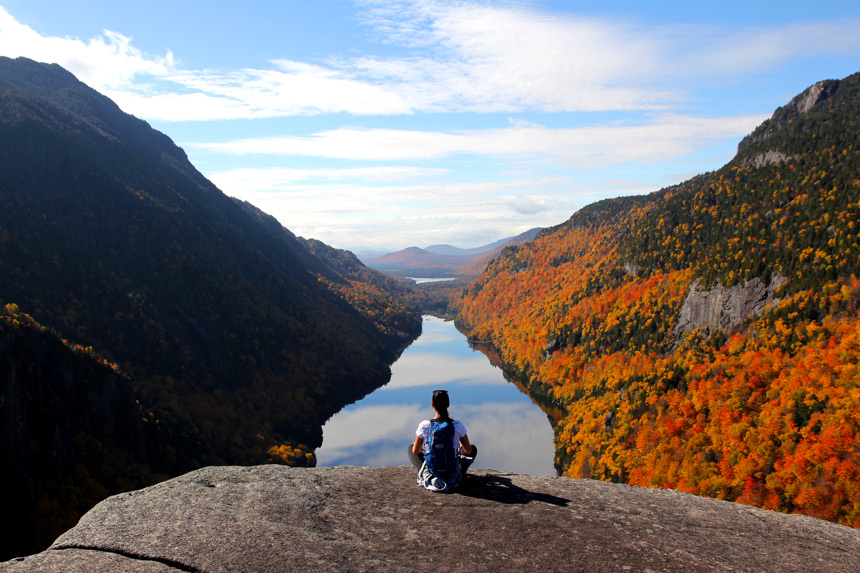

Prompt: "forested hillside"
[458,72,860,526]
[0,305,162,556]
[0,57,421,558]
[233,199,420,346]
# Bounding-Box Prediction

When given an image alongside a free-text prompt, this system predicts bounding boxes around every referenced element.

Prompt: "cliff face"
[736,79,840,154]
[0,308,158,557]
[673,274,788,339]
[3,465,859,572]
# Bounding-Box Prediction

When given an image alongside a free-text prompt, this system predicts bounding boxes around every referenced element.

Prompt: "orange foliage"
[267,443,316,467]
[458,195,860,527]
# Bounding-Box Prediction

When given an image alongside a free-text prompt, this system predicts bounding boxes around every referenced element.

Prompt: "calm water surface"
[408,277,456,284]
[316,315,557,475]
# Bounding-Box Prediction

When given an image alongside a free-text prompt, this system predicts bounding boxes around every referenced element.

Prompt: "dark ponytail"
[432,390,454,425]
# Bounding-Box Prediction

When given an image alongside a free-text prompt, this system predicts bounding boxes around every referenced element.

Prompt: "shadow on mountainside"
[458,473,570,506]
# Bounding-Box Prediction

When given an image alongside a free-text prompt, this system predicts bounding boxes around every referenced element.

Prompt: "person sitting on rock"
[407,389,477,492]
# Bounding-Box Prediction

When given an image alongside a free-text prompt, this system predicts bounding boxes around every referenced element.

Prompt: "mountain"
[457,72,860,527]
[354,249,392,262]
[365,228,541,278]
[232,199,420,344]
[366,246,465,277]
[424,236,514,257]
[0,57,421,558]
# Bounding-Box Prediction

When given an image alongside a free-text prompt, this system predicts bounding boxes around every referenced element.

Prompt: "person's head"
[432,389,452,423]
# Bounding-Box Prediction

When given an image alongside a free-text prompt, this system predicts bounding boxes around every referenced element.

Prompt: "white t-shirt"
[416,419,467,455]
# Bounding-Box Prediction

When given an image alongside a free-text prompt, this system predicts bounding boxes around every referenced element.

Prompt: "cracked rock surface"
[3,465,859,572]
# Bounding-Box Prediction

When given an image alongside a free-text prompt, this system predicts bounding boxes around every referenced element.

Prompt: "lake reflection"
[316,316,557,475]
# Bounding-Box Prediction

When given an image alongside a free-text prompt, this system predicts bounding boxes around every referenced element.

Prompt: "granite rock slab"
[3,465,859,572]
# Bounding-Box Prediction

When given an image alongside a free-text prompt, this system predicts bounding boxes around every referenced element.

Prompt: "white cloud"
[220,177,577,250]
[198,112,763,249]
[105,61,415,121]
[4,1,856,252]
[508,195,551,215]
[192,113,767,165]
[354,1,860,112]
[104,89,253,123]
[338,2,678,113]
[0,6,173,90]
[0,7,410,121]
[207,166,448,195]
[4,3,858,121]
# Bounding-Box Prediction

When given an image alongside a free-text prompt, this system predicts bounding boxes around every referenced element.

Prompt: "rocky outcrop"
[4,465,859,572]
[623,262,641,277]
[737,80,840,152]
[740,150,800,169]
[795,81,837,114]
[674,275,787,339]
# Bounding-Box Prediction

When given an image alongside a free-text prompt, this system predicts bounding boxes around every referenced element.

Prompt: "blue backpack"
[425,418,459,484]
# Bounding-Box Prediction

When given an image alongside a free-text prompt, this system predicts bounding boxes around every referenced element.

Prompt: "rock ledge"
[3,465,859,572]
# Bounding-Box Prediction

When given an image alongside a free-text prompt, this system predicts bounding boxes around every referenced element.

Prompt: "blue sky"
[2,1,860,252]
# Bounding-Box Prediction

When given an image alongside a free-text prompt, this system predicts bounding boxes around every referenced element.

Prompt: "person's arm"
[413,435,424,456]
[459,434,474,456]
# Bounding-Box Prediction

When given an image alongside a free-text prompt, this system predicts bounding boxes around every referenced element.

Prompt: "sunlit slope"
[458,72,860,526]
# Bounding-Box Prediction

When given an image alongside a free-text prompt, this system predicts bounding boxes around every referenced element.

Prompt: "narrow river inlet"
[316,315,558,476]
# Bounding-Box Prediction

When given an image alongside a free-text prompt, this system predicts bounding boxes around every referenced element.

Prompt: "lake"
[408,277,456,284]
[315,315,558,476]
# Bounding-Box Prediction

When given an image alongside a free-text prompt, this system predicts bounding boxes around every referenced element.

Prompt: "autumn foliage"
[457,75,860,526]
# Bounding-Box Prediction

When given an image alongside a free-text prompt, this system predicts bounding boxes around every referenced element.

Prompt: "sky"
[2,1,860,252]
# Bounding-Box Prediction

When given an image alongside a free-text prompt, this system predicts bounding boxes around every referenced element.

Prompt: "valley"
[3,52,860,564]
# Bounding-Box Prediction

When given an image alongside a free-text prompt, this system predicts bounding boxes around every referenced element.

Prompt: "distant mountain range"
[359,228,541,278]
